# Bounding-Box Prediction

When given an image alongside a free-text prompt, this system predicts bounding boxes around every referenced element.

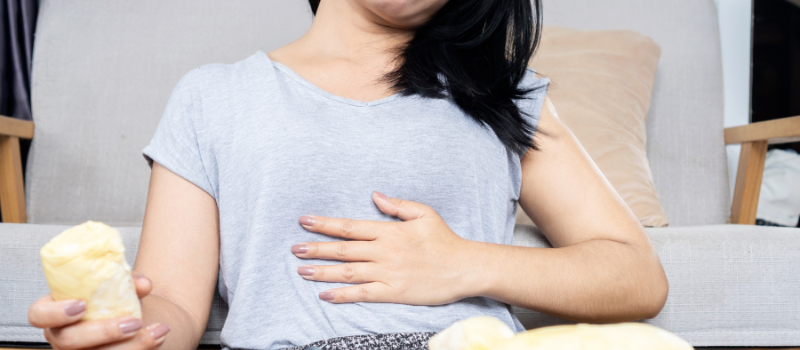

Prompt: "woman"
[28,0,669,349]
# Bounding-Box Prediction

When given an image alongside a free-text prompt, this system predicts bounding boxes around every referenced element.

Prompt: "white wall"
[714,0,753,196]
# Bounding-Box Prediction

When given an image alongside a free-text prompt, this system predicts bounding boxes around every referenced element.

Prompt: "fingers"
[372,191,433,221]
[44,316,144,350]
[292,240,375,261]
[298,215,381,240]
[133,273,152,300]
[297,192,436,242]
[297,262,378,284]
[318,282,392,304]
[93,323,170,350]
[29,294,86,329]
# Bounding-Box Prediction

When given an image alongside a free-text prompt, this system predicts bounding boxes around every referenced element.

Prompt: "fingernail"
[298,266,315,276]
[119,318,143,335]
[319,292,335,301]
[292,244,308,254]
[63,300,86,316]
[134,273,150,282]
[299,216,316,226]
[148,323,170,340]
[373,191,389,201]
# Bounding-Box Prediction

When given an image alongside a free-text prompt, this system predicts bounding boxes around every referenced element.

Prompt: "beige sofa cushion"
[518,26,668,227]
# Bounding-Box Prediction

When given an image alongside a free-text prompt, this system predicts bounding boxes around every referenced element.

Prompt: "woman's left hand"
[291,191,480,305]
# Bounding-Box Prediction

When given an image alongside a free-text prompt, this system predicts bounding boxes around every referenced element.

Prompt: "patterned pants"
[282,332,436,350]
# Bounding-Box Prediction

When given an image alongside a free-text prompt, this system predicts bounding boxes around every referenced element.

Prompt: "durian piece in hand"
[41,221,141,320]
[492,323,694,350]
[428,316,516,350]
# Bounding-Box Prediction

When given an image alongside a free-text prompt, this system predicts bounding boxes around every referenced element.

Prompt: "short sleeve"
[142,69,216,198]
[517,67,550,158]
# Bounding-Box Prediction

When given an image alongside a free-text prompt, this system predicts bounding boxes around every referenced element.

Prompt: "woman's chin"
[360,0,448,29]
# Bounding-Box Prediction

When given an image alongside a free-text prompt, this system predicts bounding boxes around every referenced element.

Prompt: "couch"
[0,0,798,348]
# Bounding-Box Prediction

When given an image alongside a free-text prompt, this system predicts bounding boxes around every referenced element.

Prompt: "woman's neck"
[299,0,414,69]
[268,1,418,102]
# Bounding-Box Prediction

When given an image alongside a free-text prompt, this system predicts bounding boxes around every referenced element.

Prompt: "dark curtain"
[0,0,38,121]
[1,0,38,190]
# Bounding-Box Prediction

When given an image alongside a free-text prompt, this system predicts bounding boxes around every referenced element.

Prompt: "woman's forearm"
[141,294,206,350]
[462,239,668,323]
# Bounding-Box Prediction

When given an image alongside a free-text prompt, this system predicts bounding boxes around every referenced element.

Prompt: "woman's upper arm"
[518,96,651,249]
[134,161,220,337]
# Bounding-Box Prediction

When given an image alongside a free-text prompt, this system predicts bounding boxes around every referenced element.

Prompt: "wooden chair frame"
[2,114,799,225]
[725,115,800,224]
[0,114,34,223]
[0,115,799,350]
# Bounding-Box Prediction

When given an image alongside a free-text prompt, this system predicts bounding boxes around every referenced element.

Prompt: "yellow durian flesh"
[428,316,516,350]
[40,221,141,320]
[492,323,694,350]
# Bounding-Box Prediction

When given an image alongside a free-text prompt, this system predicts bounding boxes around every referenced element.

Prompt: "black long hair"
[308,0,544,155]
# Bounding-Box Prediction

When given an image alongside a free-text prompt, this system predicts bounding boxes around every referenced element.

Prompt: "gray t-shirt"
[142,51,549,349]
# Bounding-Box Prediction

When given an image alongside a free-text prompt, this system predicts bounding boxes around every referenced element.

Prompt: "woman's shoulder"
[513,66,550,114]
[161,51,276,138]
[172,51,273,98]
[520,66,550,92]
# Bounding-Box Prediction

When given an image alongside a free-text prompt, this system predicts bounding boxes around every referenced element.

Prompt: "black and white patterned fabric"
[756,218,793,227]
[283,332,436,350]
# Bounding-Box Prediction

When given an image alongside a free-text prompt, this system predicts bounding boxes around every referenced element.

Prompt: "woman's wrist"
[453,239,504,300]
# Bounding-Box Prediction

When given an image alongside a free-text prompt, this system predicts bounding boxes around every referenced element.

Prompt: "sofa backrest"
[541,0,730,225]
[28,0,728,226]
[28,0,313,225]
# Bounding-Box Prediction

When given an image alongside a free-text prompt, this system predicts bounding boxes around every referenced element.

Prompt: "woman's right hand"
[28,273,170,350]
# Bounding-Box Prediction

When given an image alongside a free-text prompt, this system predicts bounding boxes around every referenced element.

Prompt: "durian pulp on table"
[491,323,694,350]
[40,221,141,320]
[429,317,694,350]
[428,316,516,350]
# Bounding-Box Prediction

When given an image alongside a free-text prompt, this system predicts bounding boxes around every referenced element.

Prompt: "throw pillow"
[517,26,669,227]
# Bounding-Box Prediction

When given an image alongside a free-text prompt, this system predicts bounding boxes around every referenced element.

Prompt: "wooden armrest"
[725,116,800,225]
[0,114,34,139]
[724,115,800,145]
[0,114,31,223]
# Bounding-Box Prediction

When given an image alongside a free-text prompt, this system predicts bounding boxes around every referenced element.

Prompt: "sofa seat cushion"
[1,223,798,347]
[514,224,800,347]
